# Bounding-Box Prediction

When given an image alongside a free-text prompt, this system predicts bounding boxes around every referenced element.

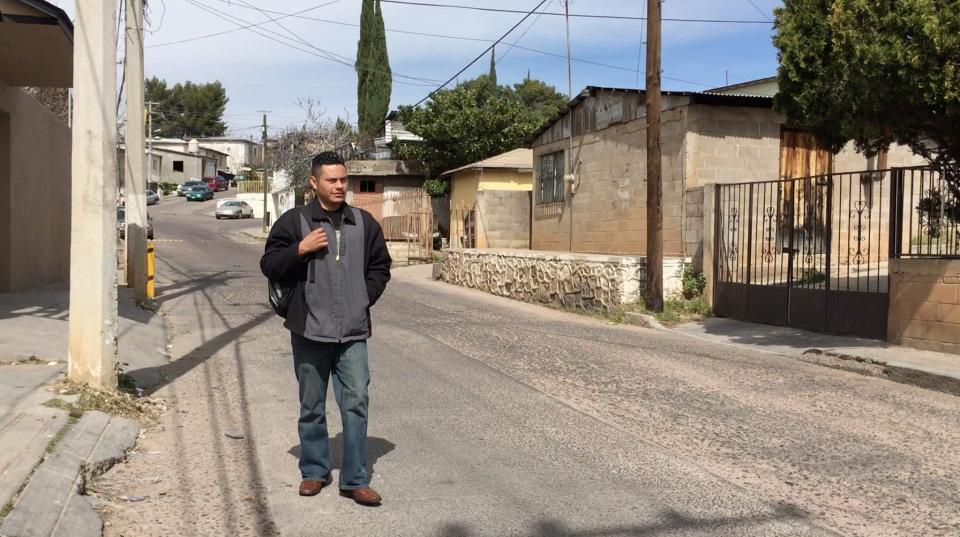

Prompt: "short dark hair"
[311,151,346,177]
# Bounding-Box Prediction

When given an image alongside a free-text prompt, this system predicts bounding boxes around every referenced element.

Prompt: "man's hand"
[298,228,329,256]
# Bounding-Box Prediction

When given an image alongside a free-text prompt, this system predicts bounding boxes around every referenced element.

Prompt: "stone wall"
[888,259,960,356]
[440,249,647,309]
[476,190,530,249]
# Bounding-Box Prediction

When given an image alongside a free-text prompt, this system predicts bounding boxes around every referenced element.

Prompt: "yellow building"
[442,148,533,249]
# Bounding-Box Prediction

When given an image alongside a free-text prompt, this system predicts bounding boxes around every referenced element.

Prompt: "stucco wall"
[888,258,960,356]
[532,106,687,256]
[0,84,71,291]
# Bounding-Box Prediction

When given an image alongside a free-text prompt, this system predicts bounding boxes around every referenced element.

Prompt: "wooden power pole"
[645,0,664,311]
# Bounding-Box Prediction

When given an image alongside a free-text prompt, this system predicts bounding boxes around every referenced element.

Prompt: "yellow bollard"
[146,241,155,299]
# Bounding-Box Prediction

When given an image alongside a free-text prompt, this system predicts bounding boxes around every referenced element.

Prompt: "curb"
[236,229,267,242]
[623,311,666,331]
[801,348,960,397]
[0,411,139,537]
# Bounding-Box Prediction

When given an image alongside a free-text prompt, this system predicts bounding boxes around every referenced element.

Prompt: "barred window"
[538,151,565,204]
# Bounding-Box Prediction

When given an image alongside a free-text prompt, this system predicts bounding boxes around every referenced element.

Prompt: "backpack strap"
[298,207,317,283]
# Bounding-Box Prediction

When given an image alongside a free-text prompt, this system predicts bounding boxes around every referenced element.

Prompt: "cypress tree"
[356,0,392,149]
[489,47,497,85]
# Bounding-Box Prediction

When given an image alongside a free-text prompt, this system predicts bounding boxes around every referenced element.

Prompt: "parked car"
[215,200,254,219]
[117,207,154,239]
[146,190,160,205]
[231,175,245,187]
[186,185,214,201]
[177,180,204,196]
[204,175,229,192]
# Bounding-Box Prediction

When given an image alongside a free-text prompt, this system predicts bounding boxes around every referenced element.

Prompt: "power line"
[170,0,712,87]
[744,0,773,23]
[377,0,772,24]
[146,1,338,48]
[182,0,441,86]
[413,0,551,107]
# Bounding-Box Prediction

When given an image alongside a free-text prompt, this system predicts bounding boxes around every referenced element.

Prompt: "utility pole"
[124,0,147,303]
[645,0,663,311]
[146,101,157,172]
[260,112,269,232]
[69,0,119,389]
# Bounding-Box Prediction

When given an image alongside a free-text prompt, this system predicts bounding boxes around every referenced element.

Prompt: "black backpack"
[267,208,311,318]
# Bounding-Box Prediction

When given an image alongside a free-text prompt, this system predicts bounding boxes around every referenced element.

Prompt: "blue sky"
[49,0,784,138]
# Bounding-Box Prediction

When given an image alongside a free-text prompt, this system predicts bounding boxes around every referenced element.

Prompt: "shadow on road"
[287,435,396,477]
[436,504,809,536]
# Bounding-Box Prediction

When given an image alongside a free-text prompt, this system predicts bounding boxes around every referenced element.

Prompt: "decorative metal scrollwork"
[761,206,777,263]
[850,199,870,265]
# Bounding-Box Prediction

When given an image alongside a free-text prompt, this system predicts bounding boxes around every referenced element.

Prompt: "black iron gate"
[713,170,894,339]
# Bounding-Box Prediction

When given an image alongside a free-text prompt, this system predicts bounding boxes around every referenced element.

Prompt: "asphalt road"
[93,191,960,537]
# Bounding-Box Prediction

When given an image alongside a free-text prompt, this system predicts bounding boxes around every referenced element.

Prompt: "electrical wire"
[377,0,772,24]
[146,1,338,48]
[745,0,773,23]
[163,1,712,87]
[183,0,442,86]
[413,0,552,106]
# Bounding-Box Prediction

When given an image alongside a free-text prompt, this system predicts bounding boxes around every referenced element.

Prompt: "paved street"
[93,192,960,537]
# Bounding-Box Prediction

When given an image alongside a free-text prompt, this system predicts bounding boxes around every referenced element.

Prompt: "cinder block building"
[528,82,925,271]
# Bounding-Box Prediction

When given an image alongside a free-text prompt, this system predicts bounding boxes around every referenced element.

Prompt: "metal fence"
[890,167,956,258]
[350,188,435,262]
[450,204,476,249]
[714,169,895,338]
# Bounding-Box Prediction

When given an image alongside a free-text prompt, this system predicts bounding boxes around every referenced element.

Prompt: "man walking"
[260,152,391,506]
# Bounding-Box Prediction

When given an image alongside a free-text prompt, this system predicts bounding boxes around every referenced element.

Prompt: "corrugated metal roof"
[525,85,775,145]
[441,148,533,177]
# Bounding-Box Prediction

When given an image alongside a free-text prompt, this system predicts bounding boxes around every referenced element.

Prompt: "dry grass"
[50,379,165,426]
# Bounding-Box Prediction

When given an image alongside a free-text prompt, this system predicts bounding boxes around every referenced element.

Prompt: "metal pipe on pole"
[124,0,148,303]
[68,0,119,389]
[261,113,269,232]
[565,0,575,253]
[645,0,664,311]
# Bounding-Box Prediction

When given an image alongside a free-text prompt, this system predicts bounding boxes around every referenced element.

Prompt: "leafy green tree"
[396,76,567,194]
[145,77,228,138]
[513,76,569,128]
[774,0,960,183]
[356,0,392,148]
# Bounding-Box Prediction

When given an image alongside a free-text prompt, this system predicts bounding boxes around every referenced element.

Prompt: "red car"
[203,175,229,192]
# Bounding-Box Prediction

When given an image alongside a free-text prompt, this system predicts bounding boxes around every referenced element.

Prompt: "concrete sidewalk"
[675,318,960,395]
[0,284,167,536]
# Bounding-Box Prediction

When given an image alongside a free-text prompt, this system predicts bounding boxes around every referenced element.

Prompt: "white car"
[215,200,254,219]
[146,190,160,205]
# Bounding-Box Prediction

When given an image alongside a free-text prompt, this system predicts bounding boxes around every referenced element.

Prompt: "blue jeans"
[291,333,370,490]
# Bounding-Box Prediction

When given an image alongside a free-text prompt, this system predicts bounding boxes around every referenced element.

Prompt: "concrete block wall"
[685,105,781,188]
[475,190,530,249]
[531,107,687,256]
[888,258,960,356]
[683,187,705,272]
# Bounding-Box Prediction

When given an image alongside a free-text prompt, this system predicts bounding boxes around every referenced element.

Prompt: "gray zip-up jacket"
[260,202,392,342]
